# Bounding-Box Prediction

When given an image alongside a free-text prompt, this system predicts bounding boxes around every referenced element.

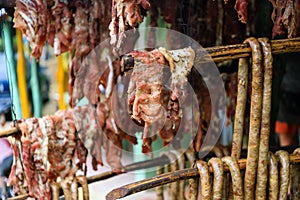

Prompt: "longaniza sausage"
[243,37,263,200]
[231,56,249,159]
[156,151,179,200]
[50,182,60,200]
[291,148,300,200]
[221,145,232,199]
[255,37,273,200]
[77,175,89,200]
[196,160,211,200]
[186,149,198,200]
[163,152,179,200]
[226,174,234,200]
[156,152,168,200]
[155,166,164,200]
[208,157,224,200]
[212,146,224,158]
[171,150,186,200]
[275,150,290,200]
[293,148,300,155]
[222,156,243,200]
[290,164,300,200]
[223,173,230,200]
[268,152,279,200]
[60,179,72,200]
[71,178,78,200]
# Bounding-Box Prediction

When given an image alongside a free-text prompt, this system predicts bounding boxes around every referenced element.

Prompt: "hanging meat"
[13,0,48,59]
[68,0,101,107]
[158,47,196,149]
[188,67,212,152]
[234,0,248,23]
[8,115,87,199]
[13,0,110,57]
[7,101,139,198]
[47,0,73,55]
[109,0,150,47]
[126,47,196,153]
[127,49,169,153]
[13,0,113,108]
[269,0,300,38]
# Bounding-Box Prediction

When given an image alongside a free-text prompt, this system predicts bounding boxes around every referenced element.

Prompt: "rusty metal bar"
[122,37,300,71]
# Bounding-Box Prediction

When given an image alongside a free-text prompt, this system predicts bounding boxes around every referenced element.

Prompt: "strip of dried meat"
[269,0,300,38]
[109,0,150,48]
[127,49,167,153]
[127,47,195,154]
[14,0,48,59]
[8,114,87,199]
[48,0,73,55]
[234,0,248,24]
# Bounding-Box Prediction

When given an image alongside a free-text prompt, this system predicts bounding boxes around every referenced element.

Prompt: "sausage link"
[290,148,300,200]
[208,158,224,200]
[156,166,164,200]
[186,150,198,200]
[275,150,290,200]
[171,150,186,200]
[222,156,243,200]
[196,160,211,200]
[164,152,179,200]
[60,179,72,200]
[71,178,78,200]
[212,146,224,158]
[77,175,89,200]
[231,56,249,159]
[226,174,234,200]
[255,37,273,200]
[221,145,231,157]
[223,173,229,200]
[243,37,263,200]
[293,148,300,155]
[156,152,167,200]
[221,145,232,199]
[50,182,60,200]
[157,151,179,200]
[268,152,279,200]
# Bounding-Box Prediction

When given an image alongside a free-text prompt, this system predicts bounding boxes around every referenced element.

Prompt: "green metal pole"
[2,19,22,120]
[30,57,42,117]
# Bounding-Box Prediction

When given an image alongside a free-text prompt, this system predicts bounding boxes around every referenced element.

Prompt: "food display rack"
[1,1,300,199]
[0,36,299,199]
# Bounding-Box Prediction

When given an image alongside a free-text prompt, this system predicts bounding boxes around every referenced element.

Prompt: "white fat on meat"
[106,56,114,98]
[37,118,50,171]
[159,46,195,100]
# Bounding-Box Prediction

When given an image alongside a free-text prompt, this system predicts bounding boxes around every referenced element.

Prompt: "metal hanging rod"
[203,37,300,62]
[122,37,300,71]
